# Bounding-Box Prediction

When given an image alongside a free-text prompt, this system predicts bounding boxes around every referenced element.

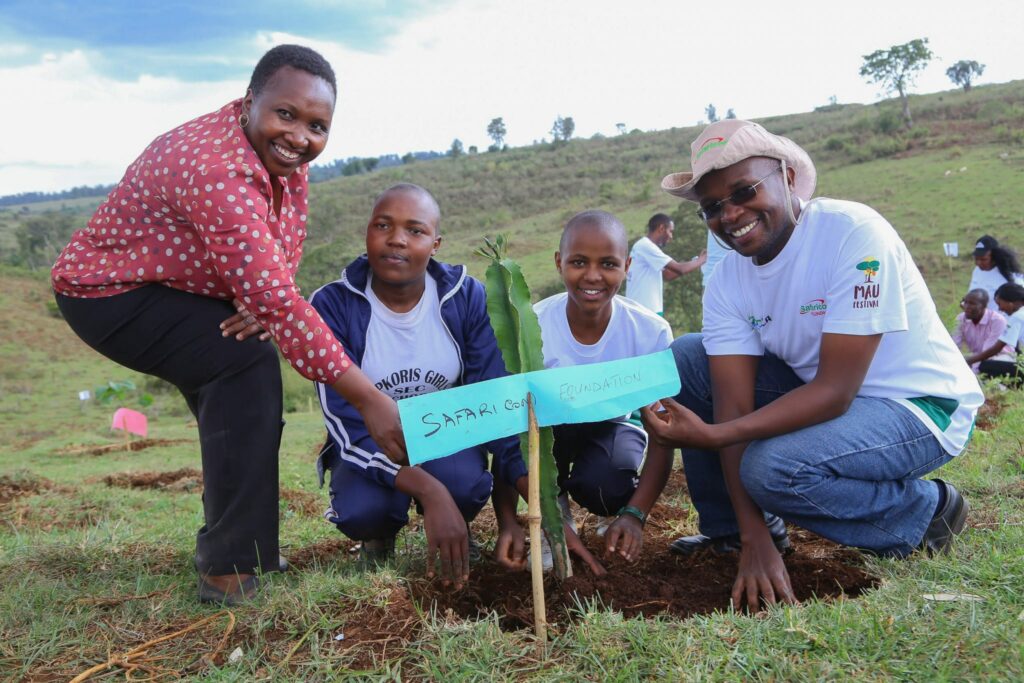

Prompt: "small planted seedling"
[477,235,570,578]
[476,235,568,651]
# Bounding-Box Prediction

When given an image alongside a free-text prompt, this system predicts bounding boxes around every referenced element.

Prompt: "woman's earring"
[238,113,250,128]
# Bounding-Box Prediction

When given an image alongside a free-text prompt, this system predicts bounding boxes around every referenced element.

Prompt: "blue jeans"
[672,334,950,557]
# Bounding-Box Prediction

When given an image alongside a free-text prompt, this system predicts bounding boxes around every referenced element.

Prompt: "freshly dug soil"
[57,438,192,456]
[410,502,877,629]
[103,467,203,491]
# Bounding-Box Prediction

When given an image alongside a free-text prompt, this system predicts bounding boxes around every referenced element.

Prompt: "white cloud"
[1,0,1021,194]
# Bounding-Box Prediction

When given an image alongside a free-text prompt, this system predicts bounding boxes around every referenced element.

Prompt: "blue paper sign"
[398,349,680,465]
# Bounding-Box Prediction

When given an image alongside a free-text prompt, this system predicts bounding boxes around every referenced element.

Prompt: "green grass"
[2,268,1024,680]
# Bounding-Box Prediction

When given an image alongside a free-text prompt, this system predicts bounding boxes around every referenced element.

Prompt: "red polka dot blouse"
[51,99,351,383]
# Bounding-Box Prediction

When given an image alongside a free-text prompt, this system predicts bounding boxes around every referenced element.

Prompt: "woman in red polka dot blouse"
[51,45,405,605]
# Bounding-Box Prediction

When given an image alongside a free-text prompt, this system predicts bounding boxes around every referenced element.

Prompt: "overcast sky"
[1,0,1021,195]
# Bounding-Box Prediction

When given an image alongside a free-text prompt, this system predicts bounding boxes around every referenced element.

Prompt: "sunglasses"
[696,165,782,221]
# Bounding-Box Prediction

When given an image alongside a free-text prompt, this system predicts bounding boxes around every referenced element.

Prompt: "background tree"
[725,108,737,119]
[946,60,985,92]
[449,138,465,157]
[615,122,627,135]
[14,212,77,270]
[705,104,719,123]
[550,115,575,143]
[486,117,507,151]
[859,37,933,128]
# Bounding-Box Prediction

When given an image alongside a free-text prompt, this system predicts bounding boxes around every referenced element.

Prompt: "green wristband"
[617,505,647,526]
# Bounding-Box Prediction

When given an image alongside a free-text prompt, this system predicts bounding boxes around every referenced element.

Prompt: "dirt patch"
[280,487,323,517]
[411,502,877,629]
[57,438,193,456]
[0,472,49,506]
[975,391,1010,431]
[285,538,359,571]
[326,586,421,670]
[103,467,203,492]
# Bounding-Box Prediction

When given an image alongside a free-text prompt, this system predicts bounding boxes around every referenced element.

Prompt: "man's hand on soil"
[604,515,643,561]
[731,535,797,610]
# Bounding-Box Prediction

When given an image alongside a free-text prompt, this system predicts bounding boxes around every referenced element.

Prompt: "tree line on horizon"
[0,39,990,206]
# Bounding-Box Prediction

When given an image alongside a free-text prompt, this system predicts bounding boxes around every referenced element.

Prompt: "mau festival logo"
[854,257,881,308]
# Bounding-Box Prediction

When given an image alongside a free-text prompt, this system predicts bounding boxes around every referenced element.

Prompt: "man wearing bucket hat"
[641,120,983,608]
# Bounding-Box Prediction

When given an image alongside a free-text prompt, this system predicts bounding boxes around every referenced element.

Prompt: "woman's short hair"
[248,44,337,98]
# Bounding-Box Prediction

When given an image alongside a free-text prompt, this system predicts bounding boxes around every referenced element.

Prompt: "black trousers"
[978,359,1023,384]
[56,286,283,575]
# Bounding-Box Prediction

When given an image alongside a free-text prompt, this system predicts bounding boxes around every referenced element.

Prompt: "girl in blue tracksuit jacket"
[309,183,526,586]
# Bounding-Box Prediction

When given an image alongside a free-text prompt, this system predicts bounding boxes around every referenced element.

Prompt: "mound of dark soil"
[410,502,877,629]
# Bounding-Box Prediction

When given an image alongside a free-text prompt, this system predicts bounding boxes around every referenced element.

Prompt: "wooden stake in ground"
[527,393,547,654]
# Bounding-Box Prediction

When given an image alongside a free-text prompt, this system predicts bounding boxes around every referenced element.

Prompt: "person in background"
[969,235,1023,310]
[976,283,1024,381]
[953,289,1014,373]
[625,213,706,315]
[702,230,731,288]
[50,45,404,606]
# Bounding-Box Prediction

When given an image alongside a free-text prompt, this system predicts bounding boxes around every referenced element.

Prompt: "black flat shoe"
[198,574,260,606]
[670,516,790,555]
[920,479,969,555]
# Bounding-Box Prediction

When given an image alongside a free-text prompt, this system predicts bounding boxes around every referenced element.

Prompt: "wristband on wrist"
[617,505,647,526]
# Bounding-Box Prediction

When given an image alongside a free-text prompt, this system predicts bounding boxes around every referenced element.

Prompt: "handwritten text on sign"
[398,349,680,465]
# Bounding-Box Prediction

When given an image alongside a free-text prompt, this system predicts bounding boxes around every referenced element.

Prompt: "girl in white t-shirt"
[494,210,677,571]
[978,282,1024,381]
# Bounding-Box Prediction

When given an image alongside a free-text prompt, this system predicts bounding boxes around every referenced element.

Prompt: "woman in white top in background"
[969,235,1024,311]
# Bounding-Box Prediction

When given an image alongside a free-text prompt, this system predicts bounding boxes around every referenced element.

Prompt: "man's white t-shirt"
[626,236,673,314]
[361,275,461,399]
[534,293,673,368]
[969,266,1024,310]
[703,198,983,456]
[997,308,1024,351]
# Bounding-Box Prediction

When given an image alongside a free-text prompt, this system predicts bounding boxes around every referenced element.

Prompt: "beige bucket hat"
[661,119,816,202]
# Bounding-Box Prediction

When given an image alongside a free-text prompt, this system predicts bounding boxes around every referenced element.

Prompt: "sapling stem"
[527,393,547,655]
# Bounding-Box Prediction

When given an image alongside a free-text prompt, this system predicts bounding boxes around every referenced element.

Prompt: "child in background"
[977,282,1024,382]
[494,210,677,570]
[310,183,528,588]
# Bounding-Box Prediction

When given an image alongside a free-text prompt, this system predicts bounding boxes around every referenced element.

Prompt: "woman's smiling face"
[242,66,335,178]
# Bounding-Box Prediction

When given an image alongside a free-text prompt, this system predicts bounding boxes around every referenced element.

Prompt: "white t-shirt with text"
[361,275,461,400]
[703,198,983,456]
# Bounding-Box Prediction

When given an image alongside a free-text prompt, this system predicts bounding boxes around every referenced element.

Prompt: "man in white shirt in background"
[625,213,706,315]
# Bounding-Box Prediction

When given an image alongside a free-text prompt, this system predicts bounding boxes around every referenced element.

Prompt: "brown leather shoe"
[198,574,260,606]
